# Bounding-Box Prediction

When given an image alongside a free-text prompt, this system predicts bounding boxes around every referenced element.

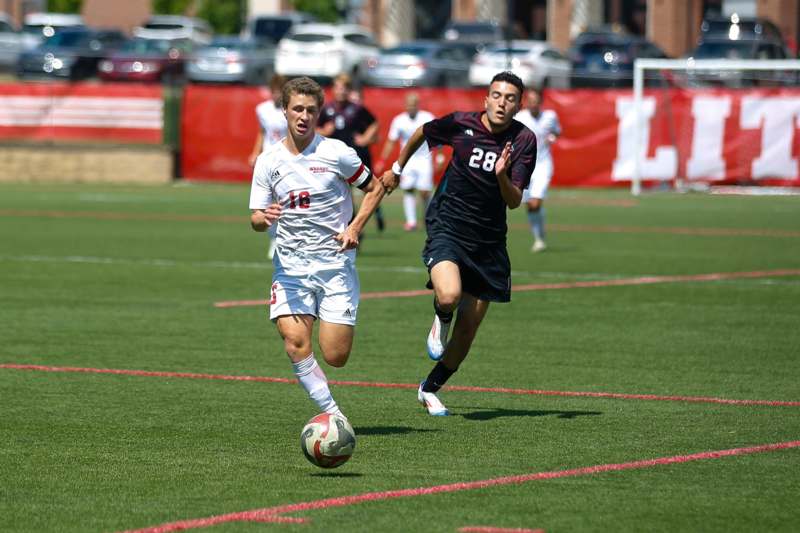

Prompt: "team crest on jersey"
[464,128,474,136]
[309,166,330,173]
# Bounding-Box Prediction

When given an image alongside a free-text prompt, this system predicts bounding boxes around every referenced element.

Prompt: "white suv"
[133,15,212,44]
[275,23,379,81]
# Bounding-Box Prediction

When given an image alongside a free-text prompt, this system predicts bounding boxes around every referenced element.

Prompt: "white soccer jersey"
[388,110,434,165]
[515,108,561,163]
[255,99,288,149]
[249,134,371,272]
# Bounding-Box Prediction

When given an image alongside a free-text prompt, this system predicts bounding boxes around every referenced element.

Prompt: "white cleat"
[531,240,547,253]
[426,314,450,361]
[418,382,449,416]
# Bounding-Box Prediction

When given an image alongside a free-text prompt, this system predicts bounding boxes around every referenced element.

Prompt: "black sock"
[422,362,456,393]
[434,299,453,324]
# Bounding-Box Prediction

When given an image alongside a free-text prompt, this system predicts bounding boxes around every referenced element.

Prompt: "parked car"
[361,40,472,87]
[187,36,275,85]
[469,40,571,88]
[243,12,316,45]
[683,37,795,87]
[275,23,379,82]
[442,20,505,55]
[21,12,83,45]
[133,15,212,45]
[16,27,126,80]
[0,13,26,70]
[699,14,784,45]
[98,38,194,83]
[570,33,668,87]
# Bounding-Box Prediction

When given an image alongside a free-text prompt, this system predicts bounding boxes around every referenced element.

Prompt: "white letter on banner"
[612,97,677,181]
[740,97,800,180]
[687,96,731,180]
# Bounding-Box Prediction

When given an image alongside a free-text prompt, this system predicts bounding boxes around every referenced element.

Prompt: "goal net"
[625,58,800,195]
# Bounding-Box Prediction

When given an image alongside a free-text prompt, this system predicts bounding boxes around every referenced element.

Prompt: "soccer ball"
[300,413,356,468]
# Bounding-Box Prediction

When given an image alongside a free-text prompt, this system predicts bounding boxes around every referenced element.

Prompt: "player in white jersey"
[249,77,385,419]
[514,88,561,252]
[377,92,435,231]
[249,74,288,260]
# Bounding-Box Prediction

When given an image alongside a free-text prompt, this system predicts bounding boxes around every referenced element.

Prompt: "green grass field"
[1,182,799,532]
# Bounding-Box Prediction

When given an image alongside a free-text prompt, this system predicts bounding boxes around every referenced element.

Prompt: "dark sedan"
[16,27,126,80]
[361,40,473,87]
[570,33,668,87]
[98,38,194,83]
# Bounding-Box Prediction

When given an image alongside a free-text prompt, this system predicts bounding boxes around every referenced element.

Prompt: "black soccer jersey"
[423,111,537,247]
[319,101,377,167]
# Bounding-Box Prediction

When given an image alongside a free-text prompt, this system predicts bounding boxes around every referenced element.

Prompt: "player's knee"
[321,349,350,368]
[437,291,460,311]
[527,199,542,212]
[283,337,311,358]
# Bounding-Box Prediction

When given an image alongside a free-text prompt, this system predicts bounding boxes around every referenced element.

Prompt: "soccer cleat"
[531,240,547,253]
[426,314,450,361]
[418,382,448,416]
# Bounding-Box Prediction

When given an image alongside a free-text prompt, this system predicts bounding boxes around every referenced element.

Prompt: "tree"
[47,0,82,13]
[290,0,340,23]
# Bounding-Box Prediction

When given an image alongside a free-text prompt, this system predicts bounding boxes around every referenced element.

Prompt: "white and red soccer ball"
[300,413,356,468]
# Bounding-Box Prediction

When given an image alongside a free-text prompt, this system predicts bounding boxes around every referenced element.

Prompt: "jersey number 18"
[288,191,311,209]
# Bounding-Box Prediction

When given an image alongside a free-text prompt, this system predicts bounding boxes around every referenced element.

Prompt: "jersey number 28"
[468,148,498,172]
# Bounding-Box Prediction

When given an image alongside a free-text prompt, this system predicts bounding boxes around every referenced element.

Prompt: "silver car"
[361,40,473,87]
[187,36,275,85]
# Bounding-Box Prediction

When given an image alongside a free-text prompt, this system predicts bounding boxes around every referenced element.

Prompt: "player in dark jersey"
[381,71,537,416]
[318,73,386,233]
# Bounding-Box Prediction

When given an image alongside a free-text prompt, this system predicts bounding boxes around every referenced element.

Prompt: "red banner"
[0,82,164,144]
[182,85,800,187]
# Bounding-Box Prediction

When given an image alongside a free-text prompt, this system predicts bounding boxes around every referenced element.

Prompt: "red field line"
[120,440,800,533]
[2,363,799,407]
[547,223,800,238]
[0,209,241,223]
[459,528,544,533]
[213,269,800,308]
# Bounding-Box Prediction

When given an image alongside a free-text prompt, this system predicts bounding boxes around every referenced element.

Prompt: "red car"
[98,37,193,83]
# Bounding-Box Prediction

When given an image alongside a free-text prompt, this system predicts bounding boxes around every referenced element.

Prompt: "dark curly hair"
[490,71,524,98]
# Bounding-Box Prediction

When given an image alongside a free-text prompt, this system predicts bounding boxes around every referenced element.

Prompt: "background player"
[376,92,435,231]
[317,74,386,233]
[381,72,536,416]
[249,76,385,419]
[514,87,561,252]
[248,74,288,259]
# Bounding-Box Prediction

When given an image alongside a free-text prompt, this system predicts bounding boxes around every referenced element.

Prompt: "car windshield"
[208,37,249,49]
[121,39,173,53]
[289,33,333,43]
[692,41,755,59]
[46,31,90,47]
[486,47,531,55]
[143,23,185,31]
[383,45,430,55]
[253,19,293,41]
[449,23,496,35]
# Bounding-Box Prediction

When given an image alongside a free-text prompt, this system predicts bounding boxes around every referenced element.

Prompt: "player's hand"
[495,141,512,178]
[335,227,360,251]
[380,169,399,194]
[251,203,281,227]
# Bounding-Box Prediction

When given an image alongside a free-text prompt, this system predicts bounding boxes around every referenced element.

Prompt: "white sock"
[528,208,545,242]
[292,353,341,415]
[403,192,416,225]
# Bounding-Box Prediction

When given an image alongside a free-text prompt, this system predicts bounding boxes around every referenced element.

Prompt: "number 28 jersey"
[249,134,371,271]
[423,111,537,247]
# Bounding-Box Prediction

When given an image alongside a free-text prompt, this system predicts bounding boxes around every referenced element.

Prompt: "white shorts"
[522,158,553,201]
[269,261,360,325]
[399,159,433,192]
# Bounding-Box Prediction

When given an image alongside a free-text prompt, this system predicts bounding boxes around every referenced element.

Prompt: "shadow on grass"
[456,407,602,421]
[355,425,441,436]
[310,471,364,478]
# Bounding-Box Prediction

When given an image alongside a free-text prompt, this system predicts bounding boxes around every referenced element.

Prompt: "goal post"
[630,58,800,195]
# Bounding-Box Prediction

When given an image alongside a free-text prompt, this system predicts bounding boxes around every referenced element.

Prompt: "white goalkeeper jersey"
[515,108,560,163]
[387,110,434,165]
[249,134,371,271]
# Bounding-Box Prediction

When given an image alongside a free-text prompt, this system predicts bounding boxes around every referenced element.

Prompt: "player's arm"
[494,141,523,209]
[336,174,385,251]
[249,130,264,167]
[354,119,379,147]
[374,139,395,174]
[250,204,281,231]
[380,125,426,192]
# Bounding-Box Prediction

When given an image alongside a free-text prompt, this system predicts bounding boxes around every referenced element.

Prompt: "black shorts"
[422,235,511,303]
